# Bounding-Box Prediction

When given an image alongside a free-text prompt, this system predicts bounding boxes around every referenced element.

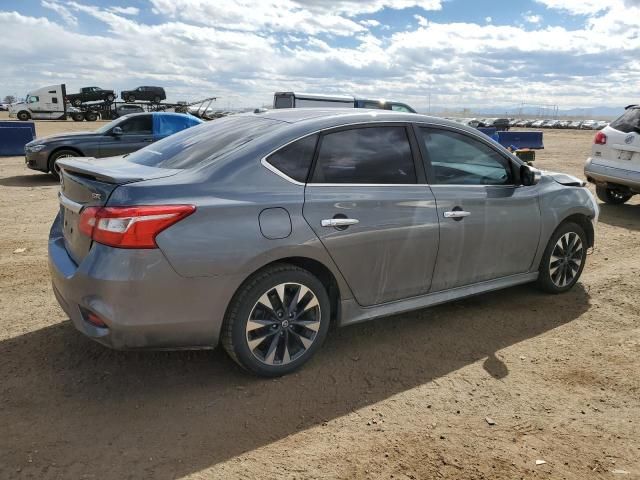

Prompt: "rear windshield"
[610,107,640,133]
[127,116,283,169]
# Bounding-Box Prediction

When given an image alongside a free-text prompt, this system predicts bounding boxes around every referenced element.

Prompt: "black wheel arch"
[48,146,84,172]
[561,213,594,249]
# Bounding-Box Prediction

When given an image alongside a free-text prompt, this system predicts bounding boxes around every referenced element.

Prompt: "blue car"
[24,112,203,178]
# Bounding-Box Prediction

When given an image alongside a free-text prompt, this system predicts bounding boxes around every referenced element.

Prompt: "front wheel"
[106,94,115,103]
[596,185,632,205]
[49,150,79,179]
[536,222,588,294]
[221,264,331,377]
[17,111,30,121]
[126,94,135,103]
[153,95,161,104]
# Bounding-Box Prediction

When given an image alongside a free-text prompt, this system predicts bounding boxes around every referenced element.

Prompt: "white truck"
[273,92,416,112]
[9,84,99,121]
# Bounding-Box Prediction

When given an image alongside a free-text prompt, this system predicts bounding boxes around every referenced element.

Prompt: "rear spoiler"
[57,156,181,184]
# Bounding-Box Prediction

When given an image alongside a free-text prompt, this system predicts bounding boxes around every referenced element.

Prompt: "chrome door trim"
[58,192,83,213]
[443,210,471,219]
[321,218,359,227]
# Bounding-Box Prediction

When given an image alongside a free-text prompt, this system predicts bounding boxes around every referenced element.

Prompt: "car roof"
[254,108,460,127]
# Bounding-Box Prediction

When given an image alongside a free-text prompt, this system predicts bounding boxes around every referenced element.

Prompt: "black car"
[120,86,166,103]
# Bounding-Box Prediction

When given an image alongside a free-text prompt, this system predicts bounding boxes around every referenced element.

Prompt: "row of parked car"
[451,117,608,130]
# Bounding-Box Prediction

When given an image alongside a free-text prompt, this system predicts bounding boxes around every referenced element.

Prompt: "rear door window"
[120,115,152,134]
[156,115,199,137]
[311,126,416,184]
[266,134,318,182]
[610,108,640,133]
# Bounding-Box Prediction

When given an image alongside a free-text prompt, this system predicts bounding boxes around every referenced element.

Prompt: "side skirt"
[339,272,539,327]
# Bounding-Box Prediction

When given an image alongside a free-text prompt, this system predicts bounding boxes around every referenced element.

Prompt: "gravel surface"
[1,115,638,479]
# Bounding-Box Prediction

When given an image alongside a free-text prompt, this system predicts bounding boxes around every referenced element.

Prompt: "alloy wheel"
[245,282,321,366]
[53,154,76,176]
[549,232,583,288]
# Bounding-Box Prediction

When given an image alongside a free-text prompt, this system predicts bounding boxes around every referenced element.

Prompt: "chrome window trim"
[58,192,83,213]
[260,119,521,187]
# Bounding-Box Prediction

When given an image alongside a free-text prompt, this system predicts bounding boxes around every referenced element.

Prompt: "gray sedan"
[50,109,599,377]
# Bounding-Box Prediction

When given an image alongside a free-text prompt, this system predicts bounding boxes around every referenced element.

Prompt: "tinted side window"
[120,115,152,134]
[311,126,416,184]
[610,108,640,133]
[420,128,512,185]
[267,134,318,182]
[391,104,412,113]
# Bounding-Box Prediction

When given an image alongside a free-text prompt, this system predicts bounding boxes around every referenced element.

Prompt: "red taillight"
[79,205,195,248]
[86,312,107,328]
[594,131,607,145]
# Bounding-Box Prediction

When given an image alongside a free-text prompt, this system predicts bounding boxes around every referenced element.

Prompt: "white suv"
[585,105,640,204]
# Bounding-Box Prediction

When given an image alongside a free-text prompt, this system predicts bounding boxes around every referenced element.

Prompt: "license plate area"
[618,150,633,161]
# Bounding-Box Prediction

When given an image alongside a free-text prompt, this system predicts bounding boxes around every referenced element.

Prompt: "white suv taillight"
[594,131,607,145]
[79,205,195,248]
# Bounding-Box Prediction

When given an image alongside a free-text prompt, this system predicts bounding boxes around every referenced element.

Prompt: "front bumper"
[48,213,241,350]
[25,149,50,172]
[584,158,640,192]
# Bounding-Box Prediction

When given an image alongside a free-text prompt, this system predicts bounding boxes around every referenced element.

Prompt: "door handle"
[143,138,154,143]
[443,210,471,219]
[321,218,359,228]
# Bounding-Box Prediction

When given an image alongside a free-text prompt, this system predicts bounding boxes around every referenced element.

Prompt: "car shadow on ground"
[0,173,58,187]
[0,283,590,478]
[597,202,640,232]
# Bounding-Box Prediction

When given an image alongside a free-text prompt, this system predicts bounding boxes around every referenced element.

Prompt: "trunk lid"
[57,156,181,264]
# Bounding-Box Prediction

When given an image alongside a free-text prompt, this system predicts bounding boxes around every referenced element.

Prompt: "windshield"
[127,115,284,169]
[610,107,640,134]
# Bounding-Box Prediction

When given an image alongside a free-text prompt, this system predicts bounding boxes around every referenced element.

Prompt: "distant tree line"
[3,95,16,104]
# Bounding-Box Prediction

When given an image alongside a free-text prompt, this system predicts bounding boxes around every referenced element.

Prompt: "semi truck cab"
[9,84,67,121]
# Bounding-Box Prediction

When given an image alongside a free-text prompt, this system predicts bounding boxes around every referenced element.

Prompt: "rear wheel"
[49,150,79,179]
[106,94,115,103]
[153,95,161,104]
[596,185,632,205]
[536,222,587,294]
[221,264,331,377]
[71,112,84,122]
[126,94,135,103]
[84,111,98,122]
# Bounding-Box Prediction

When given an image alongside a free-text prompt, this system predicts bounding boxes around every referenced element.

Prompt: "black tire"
[221,264,331,377]
[71,112,84,122]
[49,149,79,179]
[84,112,98,122]
[106,94,115,103]
[596,185,632,205]
[72,98,82,107]
[126,94,135,103]
[536,222,588,294]
[17,111,30,121]
[153,95,161,104]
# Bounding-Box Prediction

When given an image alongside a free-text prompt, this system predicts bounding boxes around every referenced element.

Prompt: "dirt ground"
[0,114,638,479]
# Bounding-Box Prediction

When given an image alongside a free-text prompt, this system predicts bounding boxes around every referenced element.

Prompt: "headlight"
[26,144,46,153]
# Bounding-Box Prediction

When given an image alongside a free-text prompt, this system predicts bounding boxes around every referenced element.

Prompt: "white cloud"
[108,6,140,15]
[1,0,639,110]
[523,12,542,24]
[485,16,492,23]
[41,0,77,26]
[535,0,607,15]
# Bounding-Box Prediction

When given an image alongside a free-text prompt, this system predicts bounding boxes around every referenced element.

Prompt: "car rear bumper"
[584,158,640,191]
[48,213,240,350]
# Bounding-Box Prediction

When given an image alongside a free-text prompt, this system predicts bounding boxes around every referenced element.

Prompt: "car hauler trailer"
[273,92,417,113]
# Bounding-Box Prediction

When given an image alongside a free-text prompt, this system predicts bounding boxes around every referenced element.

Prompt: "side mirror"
[112,126,123,136]
[520,164,541,186]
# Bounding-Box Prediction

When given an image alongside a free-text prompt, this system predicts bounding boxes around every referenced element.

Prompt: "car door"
[99,114,154,157]
[302,124,440,306]
[416,126,541,292]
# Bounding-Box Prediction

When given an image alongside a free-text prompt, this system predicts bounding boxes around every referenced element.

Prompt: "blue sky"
[1,0,639,110]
